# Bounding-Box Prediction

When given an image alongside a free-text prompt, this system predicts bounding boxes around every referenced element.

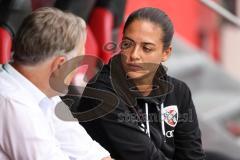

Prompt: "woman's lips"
[127,63,143,71]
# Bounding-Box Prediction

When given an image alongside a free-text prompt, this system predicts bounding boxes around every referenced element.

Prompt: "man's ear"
[51,56,67,73]
[161,45,172,62]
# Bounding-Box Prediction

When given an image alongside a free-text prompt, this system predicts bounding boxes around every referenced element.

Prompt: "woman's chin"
[126,71,149,80]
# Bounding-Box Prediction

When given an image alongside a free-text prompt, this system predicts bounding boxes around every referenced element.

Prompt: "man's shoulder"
[0,70,23,99]
[0,69,35,109]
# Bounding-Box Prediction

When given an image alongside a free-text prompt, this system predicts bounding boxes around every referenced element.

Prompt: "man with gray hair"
[0,7,111,160]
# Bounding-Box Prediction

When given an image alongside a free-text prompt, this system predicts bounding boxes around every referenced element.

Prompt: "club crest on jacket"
[163,105,178,127]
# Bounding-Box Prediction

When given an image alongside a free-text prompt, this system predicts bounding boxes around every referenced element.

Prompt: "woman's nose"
[129,46,141,61]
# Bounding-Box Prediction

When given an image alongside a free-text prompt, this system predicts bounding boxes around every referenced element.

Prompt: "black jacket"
[63,55,206,160]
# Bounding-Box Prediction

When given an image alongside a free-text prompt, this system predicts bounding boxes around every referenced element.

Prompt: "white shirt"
[0,64,109,160]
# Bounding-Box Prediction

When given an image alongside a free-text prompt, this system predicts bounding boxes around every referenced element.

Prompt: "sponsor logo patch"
[166,130,174,138]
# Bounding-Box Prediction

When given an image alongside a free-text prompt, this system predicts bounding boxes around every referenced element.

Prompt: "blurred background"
[1,0,240,159]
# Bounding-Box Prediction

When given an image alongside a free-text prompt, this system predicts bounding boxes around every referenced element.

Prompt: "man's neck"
[11,62,52,97]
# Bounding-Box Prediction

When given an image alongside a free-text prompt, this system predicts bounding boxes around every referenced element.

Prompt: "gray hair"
[13,7,86,65]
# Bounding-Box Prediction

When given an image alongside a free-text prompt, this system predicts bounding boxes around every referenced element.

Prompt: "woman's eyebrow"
[123,36,156,46]
[142,42,156,46]
[122,36,134,42]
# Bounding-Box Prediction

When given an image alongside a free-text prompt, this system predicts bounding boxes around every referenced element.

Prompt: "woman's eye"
[143,47,152,53]
[120,40,133,50]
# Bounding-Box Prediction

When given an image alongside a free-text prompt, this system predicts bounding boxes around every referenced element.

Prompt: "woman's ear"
[161,45,172,62]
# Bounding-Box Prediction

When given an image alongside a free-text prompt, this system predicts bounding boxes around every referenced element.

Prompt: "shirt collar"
[3,64,54,110]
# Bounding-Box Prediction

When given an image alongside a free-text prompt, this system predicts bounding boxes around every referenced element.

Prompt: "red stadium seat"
[88,7,114,64]
[32,0,56,10]
[88,0,126,64]
[0,0,31,64]
[85,26,99,57]
[0,27,12,64]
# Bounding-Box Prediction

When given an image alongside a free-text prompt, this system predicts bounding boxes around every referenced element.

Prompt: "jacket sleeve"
[173,83,206,160]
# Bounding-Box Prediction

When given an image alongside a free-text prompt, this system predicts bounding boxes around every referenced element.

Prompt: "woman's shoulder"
[165,75,192,105]
[87,64,113,91]
[166,75,190,92]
